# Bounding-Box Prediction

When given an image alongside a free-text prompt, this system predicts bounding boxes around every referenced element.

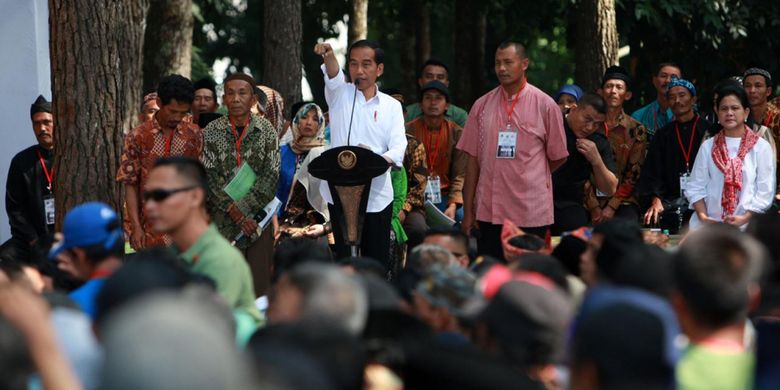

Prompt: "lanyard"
[36,149,54,191]
[230,117,250,168]
[425,121,446,174]
[163,129,176,157]
[675,116,699,171]
[504,78,527,128]
[89,268,114,279]
[603,122,610,137]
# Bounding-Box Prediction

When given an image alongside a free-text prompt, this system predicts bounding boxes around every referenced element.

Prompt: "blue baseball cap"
[554,84,584,102]
[49,202,123,260]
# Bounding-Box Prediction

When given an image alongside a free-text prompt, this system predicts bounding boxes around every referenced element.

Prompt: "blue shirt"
[69,278,107,319]
[631,100,673,139]
[275,144,302,216]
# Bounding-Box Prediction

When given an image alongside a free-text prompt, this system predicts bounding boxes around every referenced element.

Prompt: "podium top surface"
[308,146,390,185]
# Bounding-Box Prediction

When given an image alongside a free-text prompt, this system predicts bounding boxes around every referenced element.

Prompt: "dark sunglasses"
[143,186,197,202]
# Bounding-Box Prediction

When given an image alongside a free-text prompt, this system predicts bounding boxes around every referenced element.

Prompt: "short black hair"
[424,226,469,251]
[654,62,681,77]
[674,224,766,328]
[577,93,608,115]
[419,58,450,78]
[157,74,195,105]
[715,84,751,111]
[348,39,385,65]
[153,156,208,190]
[272,237,333,283]
[496,41,527,59]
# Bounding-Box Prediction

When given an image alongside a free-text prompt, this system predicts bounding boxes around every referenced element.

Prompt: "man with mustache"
[457,42,568,260]
[742,67,780,193]
[639,77,710,233]
[631,62,682,140]
[1,95,57,260]
[117,74,203,250]
[586,66,648,224]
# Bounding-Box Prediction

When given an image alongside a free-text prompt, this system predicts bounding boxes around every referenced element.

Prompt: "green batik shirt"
[202,114,280,249]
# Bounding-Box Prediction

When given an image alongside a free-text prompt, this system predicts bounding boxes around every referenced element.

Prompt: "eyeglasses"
[143,186,197,202]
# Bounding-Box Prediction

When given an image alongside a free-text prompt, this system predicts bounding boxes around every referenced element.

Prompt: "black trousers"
[476,221,549,262]
[329,203,393,269]
[552,204,589,236]
[402,208,427,251]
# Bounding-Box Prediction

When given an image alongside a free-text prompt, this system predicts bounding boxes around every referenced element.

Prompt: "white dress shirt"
[320,64,408,212]
[686,136,776,230]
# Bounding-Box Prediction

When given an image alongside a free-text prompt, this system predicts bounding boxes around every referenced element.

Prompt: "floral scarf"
[711,126,759,217]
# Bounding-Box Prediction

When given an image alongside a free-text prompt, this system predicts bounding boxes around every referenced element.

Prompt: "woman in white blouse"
[686,85,776,230]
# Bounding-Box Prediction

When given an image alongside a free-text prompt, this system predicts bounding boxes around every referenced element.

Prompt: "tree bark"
[415,0,431,68]
[49,0,149,227]
[142,0,193,93]
[263,0,302,117]
[398,0,418,100]
[348,0,368,45]
[574,0,618,93]
[453,0,486,109]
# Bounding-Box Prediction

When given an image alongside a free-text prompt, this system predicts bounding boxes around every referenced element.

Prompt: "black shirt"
[638,115,710,204]
[5,145,54,246]
[553,120,617,207]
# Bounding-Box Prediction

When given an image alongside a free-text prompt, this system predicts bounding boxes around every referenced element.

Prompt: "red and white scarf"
[711,126,759,217]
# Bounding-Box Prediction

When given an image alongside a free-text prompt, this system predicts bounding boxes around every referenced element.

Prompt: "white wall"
[0,0,51,242]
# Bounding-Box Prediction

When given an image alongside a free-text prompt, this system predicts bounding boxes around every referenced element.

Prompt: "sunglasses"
[143,186,197,202]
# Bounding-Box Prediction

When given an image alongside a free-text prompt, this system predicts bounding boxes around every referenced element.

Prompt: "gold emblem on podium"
[337,150,357,170]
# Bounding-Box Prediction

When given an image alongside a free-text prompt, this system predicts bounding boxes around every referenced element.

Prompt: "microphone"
[347,78,361,146]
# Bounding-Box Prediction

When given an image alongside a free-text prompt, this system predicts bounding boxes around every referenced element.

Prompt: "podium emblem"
[337,150,357,170]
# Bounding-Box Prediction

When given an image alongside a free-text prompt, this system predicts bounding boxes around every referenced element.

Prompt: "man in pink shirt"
[457,42,568,260]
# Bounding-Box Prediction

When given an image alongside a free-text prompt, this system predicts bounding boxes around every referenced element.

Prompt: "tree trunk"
[349,0,368,45]
[453,0,486,109]
[142,0,193,93]
[398,0,417,100]
[263,0,302,117]
[415,0,431,68]
[49,0,149,227]
[574,0,618,93]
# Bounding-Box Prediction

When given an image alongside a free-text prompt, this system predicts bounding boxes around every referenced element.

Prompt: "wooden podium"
[308,146,389,257]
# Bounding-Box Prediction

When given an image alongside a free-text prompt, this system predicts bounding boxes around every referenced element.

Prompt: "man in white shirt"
[314,40,407,269]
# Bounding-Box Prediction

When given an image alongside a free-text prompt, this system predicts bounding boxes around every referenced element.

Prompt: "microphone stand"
[347,78,361,146]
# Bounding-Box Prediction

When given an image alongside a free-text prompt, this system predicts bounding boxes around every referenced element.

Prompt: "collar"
[149,117,185,135]
[178,224,220,265]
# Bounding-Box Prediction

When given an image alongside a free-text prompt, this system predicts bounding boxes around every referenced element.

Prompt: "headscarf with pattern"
[289,103,326,155]
[258,85,285,135]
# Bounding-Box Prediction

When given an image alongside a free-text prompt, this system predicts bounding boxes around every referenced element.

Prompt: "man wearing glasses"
[143,157,260,321]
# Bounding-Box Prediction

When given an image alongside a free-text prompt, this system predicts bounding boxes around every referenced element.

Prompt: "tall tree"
[574,0,618,92]
[262,0,302,116]
[349,0,369,44]
[143,0,193,92]
[49,0,149,226]
[453,0,487,109]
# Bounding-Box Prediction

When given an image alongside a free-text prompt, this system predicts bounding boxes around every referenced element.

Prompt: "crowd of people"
[1,37,780,389]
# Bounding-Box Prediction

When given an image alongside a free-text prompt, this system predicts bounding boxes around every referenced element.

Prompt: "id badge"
[679,172,689,198]
[496,127,517,159]
[596,189,607,198]
[426,175,442,204]
[44,195,55,225]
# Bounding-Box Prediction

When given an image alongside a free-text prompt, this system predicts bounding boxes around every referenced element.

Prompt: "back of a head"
[286,263,368,335]
[407,244,456,273]
[272,237,332,283]
[100,290,252,390]
[481,280,573,368]
[249,322,365,390]
[594,219,644,282]
[0,316,32,390]
[608,244,674,298]
[94,248,193,330]
[153,156,208,192]
[572,303,673,389]
[512,253,570,293]
[675,224,767,328]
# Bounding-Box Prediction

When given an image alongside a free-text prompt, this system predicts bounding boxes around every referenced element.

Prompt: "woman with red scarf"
[686,85,776,230]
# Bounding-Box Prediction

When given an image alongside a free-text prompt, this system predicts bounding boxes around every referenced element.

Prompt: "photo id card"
[496,130,517,159]
[44,195,55,226]
[426,176,442,204]
[679,172,689,198]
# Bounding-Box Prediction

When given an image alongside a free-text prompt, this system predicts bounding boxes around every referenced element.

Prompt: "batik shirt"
[585,111,648,211]
[201,114,279,249]
[117,118,203,247]
[402,134,429,213]
[760,102,780,191]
